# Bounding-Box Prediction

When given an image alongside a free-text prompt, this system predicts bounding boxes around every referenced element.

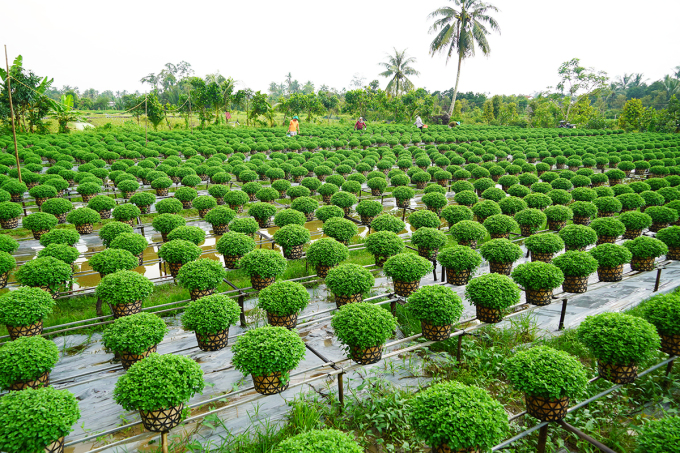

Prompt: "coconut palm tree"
[378,48,420,97]
[428,0,500,116]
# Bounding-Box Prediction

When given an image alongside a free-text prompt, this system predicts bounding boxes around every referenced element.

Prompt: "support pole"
[654,267,662,292]
[558,298,568,330]
[144,96,148,144]
[456,333,463,363]
[238,294,246,327]
[557,420,617,453]
[338,372,345,411]
[537,425,549,453]
[161,431,169,453]
[4,45,21,182]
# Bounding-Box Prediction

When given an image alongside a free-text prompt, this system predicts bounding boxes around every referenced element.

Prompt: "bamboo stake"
[144,95,148,144]
[161,431,168,453]
[4,45,21,182]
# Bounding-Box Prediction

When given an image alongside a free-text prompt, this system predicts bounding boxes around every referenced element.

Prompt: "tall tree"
[428,0,500,116]
[378,48,420,97]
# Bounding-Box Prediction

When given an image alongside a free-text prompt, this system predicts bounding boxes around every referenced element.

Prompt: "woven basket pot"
[322,195,332,204]
[155,188,169,196]
[198,208,212,219]
[0,217,19,229]
[476,305,502,324]
[490,232,510,240]
[630,256,655,272]
[212,223,229,235]
[660,333,680,356]
[44,437,65,453]
[166,262,183,278]
[98,209,111,220]
[224,255,241,269]
[457,239,478,249]
[181,200,193,209]
[229,204,244,213]
[315,264,333,278]
[360,215,375,226]
[7,320,44,340]
[396,199,409,209]
[562,275,588,293]
[597,265,623,282]
[526,288,553,306]
[120,344,157,370]
[335,293,363,308]
[75,223,94,234]
[374,255,389,267]
[267,312,298,329]
[393,279,420,297]
[256,217,271,228]
[54,212,67,224]
[31,229,50,241]
[283,244,304,260]
[349,344,383,365]
[432,444,479,453]
[251,275,276,291]
[649,222,669,232]
[598,361,638,384]
[489,261,513,276]
[525,394,570,422]
[300,211,312,222]
[572,216,592,226]
[548,220,567,231]
[196,329,229,351]
[596,235,617,246]
[119,218,135,227]
[371,189,383,197]
[519,225,535,237]
[190,288,215,301]
[667,247,680,261]
[81,194,95,203]
[416,182,427,190]
[111,300,143,319]
[446,268,471,286]
[10,370,50,391]
[421,321,452,341]
[139,403,184,432]
[531,252,554,263]
[564,244,586,252]
[253,371,289,395]
[214,197,225,205]
[417,247,439,260]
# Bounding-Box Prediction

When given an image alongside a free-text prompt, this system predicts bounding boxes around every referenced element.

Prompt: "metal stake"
[558,298,568,330]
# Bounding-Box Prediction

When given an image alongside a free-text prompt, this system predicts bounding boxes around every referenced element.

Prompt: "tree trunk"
[448,51,464,117]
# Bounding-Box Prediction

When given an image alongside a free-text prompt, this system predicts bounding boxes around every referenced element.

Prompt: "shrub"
[224,190,249,207]
[370,214,405,233]
[656,225,680,248]
[408,210,441,229]
[437,245,482,272]
[325,263,375,296]
[525,234,564,255]
[619,212,653,232]
[592,196,622,215]
[41,197,73,216]
[102,312,167,355]
[481,187,506,203]
[182,294,240,335]
[454,190,478,206]
[589,243,632,268]
[230,217,260,235]
[499,196,528,215]
[332,302,396,351]
[215,232,256,258]
[570,201,598,218]
[480,238,523,263]
[190,195,215,211]
[506,346,587,399]
[318,183,339,197]
[544,205,573,223]
[356,200,383,217]
[640,293,680,336]
[156,197,184,214]
[174,186,197,202]
[523,192,552,210]
[0,286,55,327]
[558,224,597,249]
[291,196,319,215]
[65,207,100,227]
[95,270,154,305]
[0,201,22,220]
[0,235,19,253]
[151,177,173,189]
[635,417,680,453]
[450,220,487,243]
[641,190,665,207]
[304,239,346,270]
[248,202,277,221]
[553,251,598,277]
[151,214,185,236]
[15,256,72,290]
[590,217,626,237]
[483,214,519,235]
[410,381,508,452]
[623,236,668,258]
[87,194,116,212]
[258,281,310,317]
[76,182,100,196]
[393,186,416,202]
[158,239,202,265]
[441,205,474,226]
[472,200,502,220]
[514,208,547,229]
[89,248,139,275]
[315,205,344,223]
[617,193,645,210]
[383,253,433,282]
[512,261,564,290]
[114,353,204,411]
[239,249,287,278]
[577,312,660,365]
[273,208,305,228]
[323,217,358,243]
[275,429,362,453]
[330,191,357,209]
[202,206,235,227]
[112,203,141,221]
[176,259,227,291]
[274,224,311,254]
[0,387,80,452]
[646,206,679,224]
[37,243,79,265]
[2,179,27,195]
[110,232,148,256]
[22,212,58,232]
[571,187,598,202]
[167,225,206,245]
[0,335,59,390]
[407,285,463,326]
[465,273,520,309]
[547,189,572,205]
[411,227,447,250]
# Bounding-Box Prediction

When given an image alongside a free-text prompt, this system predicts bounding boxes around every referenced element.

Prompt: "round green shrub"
[454,190,478,206]
[0,286,55,326]
[623,236,668,258]
[356,200,383,217]
[411,227,447,250]
[571,187,598,202]
[523,192,552,210]
[634,417,680,453]
[190,195,215,211]
[318,183,339,197]
[151,213,185,235]
[15,256,73,291]
[577,312,660,365]
[384,253,433,282]
[421,192,448,211]
[590,217,626,238]
[483,214,518,235]
[472,200,502,220]
[248,202,277,221]
[407,285,463,326]
[224,190,250,207]
[23,212,58,232]
[465,273,520,310]
[95,270,154,305]
[480,238,523,263]
[182,294,240,334]
[617,193,645,210]
[167,225,206,245]
[330,191,357,209]
[306,238,349,268]
[512,261,564,290]
[0,201,22,220]
[102,312,167,355]
[437,245,482,272]
[331,302,397,351]
[0,335,59,390]
[39,229,81,249]
[393,186,416,202]
[0,235,19,253]
[176,258,227,291]
[274,209,306,228]
[316,205,345,223]
[592,196,622,215]
[559,224,597,249]
[89,248,139,275]
[646,206,679,224]
[151,177,173,189]
[499,196,528,215]
[450,220,487,243]
[525,233,564,254]
[156,197,184,215]
[656,225,680,248]
[111,203,141,222]
[641,190,665,207]
[274,429,362,453]
[441,205,474,227]
[204,206,236,227]
[370,214,405,233]
[553,251,599,277]
[325,263,375,296]
[258,281,310,316]
[640,293,680,336]
[110,232,148,256]
[408,210,441,229]
[87,194,116,212]
[323,217,358,243]
[365,230,405,259]
[65,207,100,226]
[239,249,287,278]
[37,243,78,265]
[230,217,260,236]
[216,232,256,258]
[548,189,572,205]
[174,186,198,202]
[589,243,632,268]
[291,196,320,214]
[159,239,202,265]
[544,205,573,223]
[76,182,100,196]
[274,224,311,254]
[41,197,73,216]
[514,208,547,230]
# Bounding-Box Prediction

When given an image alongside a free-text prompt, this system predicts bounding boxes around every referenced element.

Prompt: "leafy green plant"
[129,192,156,208]
[15,256,72,291]
[330,192,357,209]
[514,208,547,231]
[204,205,236,226]
[623,236,668,258]
[323,217,358,243]
[499,196,528,216]
[437,245,482,272]
[618,211,652,230]
[274,429,362,453]
[102,312,168,354]
[0,335,59,390]
[174,186,198,202]
[274,224,311,254]
[23,212,58,232]
[410,381,508,451]
[0,235,19,253]
[76,182,100,196]
[114,353,204,411]
[656,225,680,248]
[151,177,173,189]
[393,186,415,202]
[356,200,383,217]
[41,197,73,216]
[472,200,502,220]
[525,233,564,255]
[635,417,680,453]
[544,205,573,222]
[315,205,345,223]
[306,238,349,268]
[230,217,260,236]
[248,202,277,220]
[411,227,447,250]
[553,251,599,277]
[37,243,79,265]
[577,312,660,364]
[480,238,523,263]
[176,259,227,291]
[239,249,287,278]
[450,220,487,243]
[365,230,405,259]
[640,293,680,336]
[617,193,645,210]
[421,192,448,211]
[112,203,141,221]
[0,387,80,452]
[408,210,441,229]
[512,261,564,290]
[483,214,519,235]
[558,224,597,249]
[89,248,139,275]
[167,225,206,245]
[0,201,22,220]
[87,194,116,212]
[590,217,626,237]
[66,207,100,226]
[110,232,148,256]
[151,214,185,235]
[383,253,433,282]
[646,206,679,224]
[370,214,405,233]
[0,250,15,276]
[215,232,256,257]
[155,198,184,214]
[441,205,474,226]
[95,270,154,305]
[465,273,520,309]
[325,263,375,296]
[331,302,396,351]
[0,286,55,326]
[407,285,463,326]
[224,190,250,207]
[274,209,306,227]
[258,281,310,316]
[158,239,202,264]
[182,294,240,334]
[589,243,632,268]
[505,346,588,399]
[231,325,306,384]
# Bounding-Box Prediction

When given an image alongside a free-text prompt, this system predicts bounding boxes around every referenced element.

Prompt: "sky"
[3,0,680,97]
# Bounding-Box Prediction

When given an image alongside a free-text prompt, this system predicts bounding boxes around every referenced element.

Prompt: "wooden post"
[189,93,193,134]
[537,425,549,453]
[161,431,169,453]
[4,45,21,183]
[144,95,148,144]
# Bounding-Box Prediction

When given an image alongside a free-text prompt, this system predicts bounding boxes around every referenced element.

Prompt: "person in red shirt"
[354,117,367,131]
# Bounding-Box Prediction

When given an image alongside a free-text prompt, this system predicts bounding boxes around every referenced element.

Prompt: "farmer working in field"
[288,116,300,136]
[354,117,367,131]
[414,115,424,130]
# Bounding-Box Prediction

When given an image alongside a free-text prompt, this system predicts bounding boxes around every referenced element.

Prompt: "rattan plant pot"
[111,300,143,319]
[446,268,472,286]
[371,189,382,197]
[341,207,352,216]
[251,275,276,290]
[198,208,211,219]
[315,264,333,278]
[374,255,389,267]
[0,217,19,229]
[667,247,680,260]
[562,275,588,293]
[597,265,624,282]
[140,403,184,432]
[44,437,65,453]
[564,245,586,252]
[212,223,229,235]
[360,215,375,225]
[598,212,616,218]
[283,245,304,260]
[98,209,111,220]
[458,239,478,249]
[81,194,95,203]
[525,394,570,422]
[421,321,452,341]
[253,371,289,395]
[266,312,298,329]
[630,257,655,272]
[489,261,513,275]
[416,181,427,190]
[531,252,554,263]
[660,334,680,356]
[349,344,383,365]
[0,270,9,289]
[321,194,331,204]
[196,329,229,351]
[417,247,439,260]
[120,219,135,227]
[526,288,553,306]
[7,320,44,340]
[137,205,149,215]
[598,361,638,384]
[255,217,270,228]
[31,229,50,241]
[490,232,510,240]
[9,370,50,391]
[223,255,241,269]
[190,288,215,301]
[167,262,183,278]
[35,197,48,207]
[572,216,592,226]
[335,293,363,308]
[519,225,535,237]
[155,188,169,196]
[393,279,420,297]
[181,201,193,209]
[396,199,409,209]
[300,212,312,222]
[476,305,502,323]
[649,222,669,232]
[120,344,157,370]
[75,223,94,234]
[214,196,225,205]
[596,235,617,246]
[229,204,244,213]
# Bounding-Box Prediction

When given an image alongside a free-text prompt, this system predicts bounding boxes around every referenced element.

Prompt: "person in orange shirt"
[288,116,300,136]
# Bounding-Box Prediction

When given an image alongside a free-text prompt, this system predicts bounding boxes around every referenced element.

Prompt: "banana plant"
[49,94,85,133]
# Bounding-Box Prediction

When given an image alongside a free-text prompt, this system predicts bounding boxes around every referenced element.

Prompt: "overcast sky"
[4,0,680,97]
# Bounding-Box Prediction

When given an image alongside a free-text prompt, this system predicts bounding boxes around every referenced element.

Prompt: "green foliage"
[616,193,645,210]
[635,417,680,453]
[323,217,358,243]
[76,182,100,196]
[232,325,306,384]
[465,273,520,310]
[89,248,139,275]
[0,250,15,275]
[472,200,502,219]
[41,197,73,216]
[230,217,260,236]
[0,286,55,326]
[393,185,416,201]
[590,217,626,237]
[577,312,660,364]
[623,236,668,258]
[421,192,448,210]
[315,205,345,223]
[383,253,433,282]
[87,194,116,212]
[95,270,154,305]
[274,208,306,227]
[102,312,168,355]
[204,206,236,226]
[639,293,680,336]
[407,285,463,326]
[239,249,287,278]
[23,212,58,232]
[506,346,588,399]
[291,196,319,214]
[450,220,487,242]
[176,258,227,291]
[249,202,277,220]
[167,225,206,245]
[410,381,508,451]
[525,233,564,254]
[331,302,397,350]
[512,261,564,290]
[37,244,79,265]
[483,214,519,235]
[306,238,349,267]
[259,281,310,316]
[155,197,184,214]
[174,186,198,202]
[257,187,280,202]
[619,211,653,230]
[0,387,80,452]
[553,251,599,277]
[592,196,622,214]
[215,232,256,257]
[437,245,482,272]
[325,263,375,296]
[514,208,547,229]
[151,214,185,235]
[441,205,474,226]
[158,239,202,264]
[499,196,528,215]
[656,225,680,248]
[182,294,240,334]
[110,232,148,256]
[367,177,388,191]
[590,243,633,268]
[571,187,598,202]
[559,224,597,248]
[356,200,383,217]
[370,214,405,233]
[544,204,573,222]
[0,201,22,220]
[0,335,59,390]
[480,238,523,263]
[151,177,173,189]
[112,203,141,222]
[129,192,156,208]
[411,227,447,250]
[274,224,311,253]
[114,353,204,411]
[15,256,72,290]
[275,429,362,453]
[66,207,100,226]
[318,183,339,196]
[224,190,250,207]
[0,235,20,253]
[330,191,358,208]
[646,206,679,224]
